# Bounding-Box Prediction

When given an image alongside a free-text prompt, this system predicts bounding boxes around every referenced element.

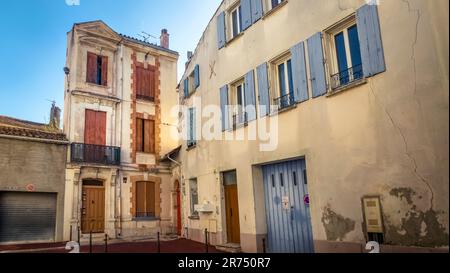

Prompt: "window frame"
[136,65,156,102]
[135,181,156,219]
[187,107,197,149]
[270,52,295,112]
[230,4,243,38]
[136,117,156,154]
[189,178,199,218]
[86,52,108,87]
[324,15,365,92]
[230,78,247,127]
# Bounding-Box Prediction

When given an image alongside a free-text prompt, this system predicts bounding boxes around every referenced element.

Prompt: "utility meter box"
[362,197,384,233]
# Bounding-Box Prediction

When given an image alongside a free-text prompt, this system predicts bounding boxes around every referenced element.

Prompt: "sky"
[0,0,221,124]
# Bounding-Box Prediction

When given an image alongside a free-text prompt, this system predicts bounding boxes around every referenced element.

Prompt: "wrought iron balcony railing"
[70,143,121,166]
[233,111,247,128]
[274,92,295,111]
[331,64,364,90]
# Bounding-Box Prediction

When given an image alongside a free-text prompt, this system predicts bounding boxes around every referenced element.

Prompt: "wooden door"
[225,184,241,244]
[81,186,105,233]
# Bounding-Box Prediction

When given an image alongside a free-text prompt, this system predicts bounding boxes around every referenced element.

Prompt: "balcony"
[70,143,121,166]
[331,64,364,90]
[232,111,247,128]
[274,92,295,111]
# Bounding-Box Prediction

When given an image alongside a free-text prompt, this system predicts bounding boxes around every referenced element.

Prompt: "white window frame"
[189,178,199,218]
[230,4,242,39]
[271,0,284,9]
[270,52,293,111]
[230,78,246,126]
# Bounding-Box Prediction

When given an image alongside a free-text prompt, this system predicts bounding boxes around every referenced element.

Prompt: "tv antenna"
[137,31,157,43]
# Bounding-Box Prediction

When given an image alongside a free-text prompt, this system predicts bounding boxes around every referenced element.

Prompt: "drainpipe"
[117,40,125,238]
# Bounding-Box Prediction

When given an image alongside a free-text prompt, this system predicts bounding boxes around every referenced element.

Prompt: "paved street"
[1,239,225,254]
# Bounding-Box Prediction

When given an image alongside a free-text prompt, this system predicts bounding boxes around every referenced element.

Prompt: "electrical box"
[362,197,384,233]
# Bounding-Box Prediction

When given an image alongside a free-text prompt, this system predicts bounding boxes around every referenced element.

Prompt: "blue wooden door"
[263,160,314,253]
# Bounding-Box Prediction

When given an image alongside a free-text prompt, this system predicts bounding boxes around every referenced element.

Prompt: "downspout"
[117,40,125,238]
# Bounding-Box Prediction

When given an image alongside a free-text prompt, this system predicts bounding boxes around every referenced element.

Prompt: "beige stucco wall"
[179,0,449,252]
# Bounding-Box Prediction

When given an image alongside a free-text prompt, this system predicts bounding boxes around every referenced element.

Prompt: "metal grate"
[331,64,363,90]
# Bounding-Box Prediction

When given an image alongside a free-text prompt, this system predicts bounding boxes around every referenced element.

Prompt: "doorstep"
[215,243,242,253]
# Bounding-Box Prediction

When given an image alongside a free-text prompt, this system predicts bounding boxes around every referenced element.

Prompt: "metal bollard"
[262,238,266,254]
[104,234,108,253]
[157,232,161,253]
[205,228,208,253]
[69,225,73,242]
[89,230,92,253]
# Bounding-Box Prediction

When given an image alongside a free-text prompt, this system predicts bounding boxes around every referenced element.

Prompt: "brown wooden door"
[225,184,241,243]
[81,186,105,233]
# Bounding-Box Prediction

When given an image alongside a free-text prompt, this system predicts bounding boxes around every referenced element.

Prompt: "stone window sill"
[326,78,368,98]
[188,215,200,220]
[263,1,288,20]
[226,32,244,47]
[133,217,160,222]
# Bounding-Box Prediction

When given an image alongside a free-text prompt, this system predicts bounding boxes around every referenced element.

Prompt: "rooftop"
[0,115,67,142]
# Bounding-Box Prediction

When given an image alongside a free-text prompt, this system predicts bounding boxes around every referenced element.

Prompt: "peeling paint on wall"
[385,188,449,247]
[322,204,356,241]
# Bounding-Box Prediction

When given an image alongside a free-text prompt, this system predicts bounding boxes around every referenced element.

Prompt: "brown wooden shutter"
[143,119,155,153]
[96,111,107,146]
[136,182,146,217]
[86,52,98,84]
[136,118,143,152]
[149,68,156,99]
[84,109,96,144]
[101,56,108,86]
[146,182,156,216]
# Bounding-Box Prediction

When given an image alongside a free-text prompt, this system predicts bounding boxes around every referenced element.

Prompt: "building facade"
[178,0,449,252]
[62,21,181,241]
[0,105,68,244]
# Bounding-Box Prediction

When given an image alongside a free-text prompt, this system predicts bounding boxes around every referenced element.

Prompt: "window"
[328,22,363,90]
[187,108,196,148]
[86,52,108,86]
[231,80,246,126]
[136,66,156,102]
[136,118,155,154]
[135,181,156,218]
[231,5,243,38]
[273,56,295,111]
[271,0,285,9]
[183,65,200,98]
[189,179,199,218]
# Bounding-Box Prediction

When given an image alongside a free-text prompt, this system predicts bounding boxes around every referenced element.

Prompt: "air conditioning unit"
[194,202,215,213]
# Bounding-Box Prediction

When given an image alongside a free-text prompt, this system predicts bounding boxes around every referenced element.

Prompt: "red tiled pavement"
[4,239,225,254]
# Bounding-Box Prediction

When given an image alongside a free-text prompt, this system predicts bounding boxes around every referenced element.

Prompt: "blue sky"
[0,0,220,123]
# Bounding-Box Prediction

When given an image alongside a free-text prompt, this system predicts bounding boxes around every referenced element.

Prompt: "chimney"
[160,29,169,49]
[49,102,61,129]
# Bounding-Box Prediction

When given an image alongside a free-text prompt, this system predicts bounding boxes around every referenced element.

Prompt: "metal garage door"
[263,159,314,253]
[0,192,57,243]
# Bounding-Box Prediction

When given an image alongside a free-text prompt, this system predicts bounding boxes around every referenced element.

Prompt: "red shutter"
[101,56,108,86]
[136,118,143,152]
[149,68,156,99]
[146,182,156,216]
[143,119,155,154]
[96,111,107,146]
[84,109,96,144]
[86,52,98,84]
[84,109,106,145]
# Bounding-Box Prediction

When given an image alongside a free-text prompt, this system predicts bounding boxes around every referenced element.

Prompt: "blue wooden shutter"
[357,4,386,77]
[307,32,327,97]
[241,0,252,30]
[220,85,230,131]
[251,0,263,24]
[290,41,309,103]
[244,70,257,122]
[194,65,200,88]
[217,12,226,49]
[257,63,270,117]
[183,78,189,98]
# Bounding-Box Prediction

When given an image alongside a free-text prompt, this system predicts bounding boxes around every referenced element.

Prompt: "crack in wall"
[368,79,434,212]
